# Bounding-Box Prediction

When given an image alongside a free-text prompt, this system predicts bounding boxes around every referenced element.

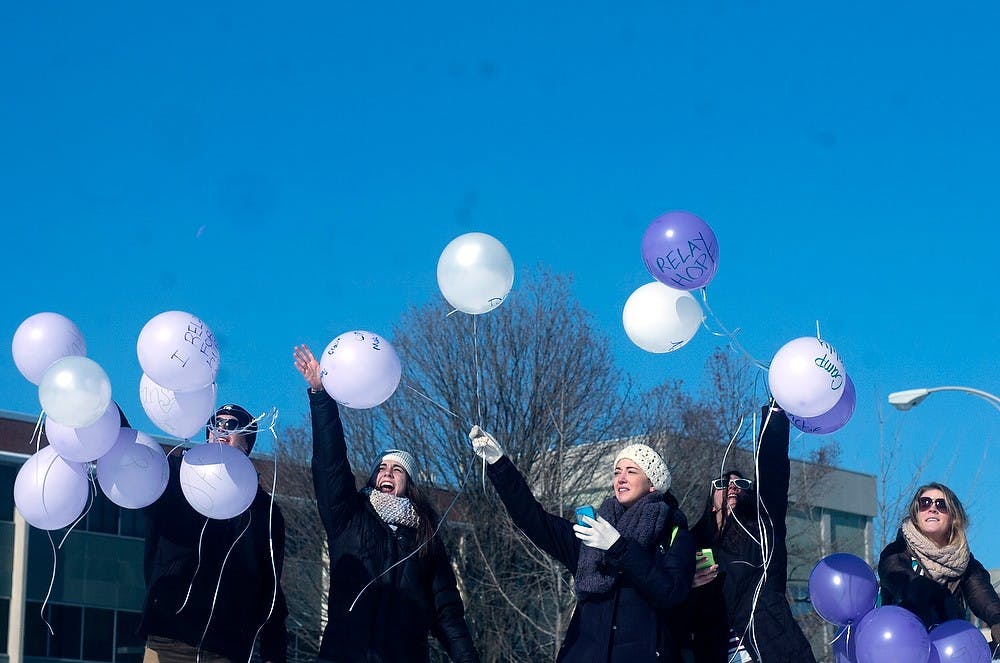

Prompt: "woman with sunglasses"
[682,403,816,663]
[878,483,1000,651]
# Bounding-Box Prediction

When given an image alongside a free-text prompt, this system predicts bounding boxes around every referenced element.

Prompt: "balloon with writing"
[139,373,217,439]
[45,401,122,462]
[437,232,515,314]
[854,606,930,663]
[927,620,991,663]
[96,428,169,509]
[768,336,847,418]
[320,330,402,409]
[809,553,879,626]
[641,211,720,291]
[11,312,87,385]
[788,375,857,435]
[38,356,113,428]
[622,281,704,353]
[13,445,90,530]
[180,443,258,519]
[137,311,220,392]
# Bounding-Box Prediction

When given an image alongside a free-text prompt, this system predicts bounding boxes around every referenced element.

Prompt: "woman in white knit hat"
[469,426,695,662]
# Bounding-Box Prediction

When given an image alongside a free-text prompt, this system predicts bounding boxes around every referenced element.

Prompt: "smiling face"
[916,488,952,546]
[613,458,654,507]
[712,473,748,512]
[375,459,409,497]
[208,415,249,455]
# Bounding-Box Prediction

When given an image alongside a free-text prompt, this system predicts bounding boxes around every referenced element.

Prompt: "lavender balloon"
[809,553,878,626]
[855,606,930,663]
[641,211,720,290]
[11,312,87,385]
[928,620,991,663]
[319,330,401,409]
[96,428,169,509]
[13,445,90,530]
[788,375,857,435]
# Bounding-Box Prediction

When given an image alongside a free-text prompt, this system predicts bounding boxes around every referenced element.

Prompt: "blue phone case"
[575,505,596,526]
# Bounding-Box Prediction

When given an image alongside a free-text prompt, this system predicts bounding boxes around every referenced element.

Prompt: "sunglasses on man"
[711,477,752,490]
[918,496,948,513]
[211,417,242,433]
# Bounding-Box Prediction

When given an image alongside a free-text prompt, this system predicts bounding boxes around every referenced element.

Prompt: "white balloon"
[38,356,113,428]
[136,311,220,392]
[436,232,515,314]
[13,446,90,530]
[45,401,121,462]
[96,428,169,509]
[768,336,847,417]
[622,282,704,353]
[139,374,217,440]
[11,312,87,385]
[180,443,259,519]
[319,330,402,409]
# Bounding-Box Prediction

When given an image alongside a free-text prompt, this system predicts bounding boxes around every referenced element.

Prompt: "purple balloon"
[855,606,930,663]
[833,624,859,663]
[788,375,857,435]
[809,553,878,625]
[641,211,720,290]
[928,620,991,663]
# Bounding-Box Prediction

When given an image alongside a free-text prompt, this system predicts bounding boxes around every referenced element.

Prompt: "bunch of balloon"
[436,232,515,315]
[10,313,118,529]
[319,330,402,409]
[809,553,879,663]
[768,336,856,434]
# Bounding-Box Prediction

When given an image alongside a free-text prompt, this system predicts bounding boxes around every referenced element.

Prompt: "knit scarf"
[575,492,670,597]
[366,488,421,530]
[901,517,969,587]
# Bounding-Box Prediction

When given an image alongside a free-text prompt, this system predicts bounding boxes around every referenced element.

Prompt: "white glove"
[468,425,505,464]
[573,515,621,551]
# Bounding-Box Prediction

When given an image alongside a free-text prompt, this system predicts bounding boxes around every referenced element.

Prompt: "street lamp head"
[888,388,931,411]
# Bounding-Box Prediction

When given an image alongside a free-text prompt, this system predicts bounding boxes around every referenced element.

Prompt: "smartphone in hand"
[696,548,716,570]
[575,505,597,527]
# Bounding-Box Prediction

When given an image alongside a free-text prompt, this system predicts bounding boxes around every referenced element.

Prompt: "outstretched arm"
[294,344,361,537]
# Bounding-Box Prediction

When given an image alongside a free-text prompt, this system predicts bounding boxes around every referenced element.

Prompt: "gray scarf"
[366,489,421,530]
[575,492,670,597]
[901,517,969,588]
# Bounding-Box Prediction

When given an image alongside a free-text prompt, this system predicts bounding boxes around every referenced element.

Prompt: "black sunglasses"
[918,496,948,513]
[212,417,242,432]
[712,477,752,490]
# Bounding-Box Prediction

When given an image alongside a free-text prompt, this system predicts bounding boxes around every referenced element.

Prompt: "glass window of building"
[116,610,145,663]
[84,606,116,662]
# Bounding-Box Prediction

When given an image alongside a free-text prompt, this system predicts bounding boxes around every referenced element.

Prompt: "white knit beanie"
[380,449,418,480]
[613,443,671,492]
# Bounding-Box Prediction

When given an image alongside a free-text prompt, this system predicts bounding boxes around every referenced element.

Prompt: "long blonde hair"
[906,482,968,548]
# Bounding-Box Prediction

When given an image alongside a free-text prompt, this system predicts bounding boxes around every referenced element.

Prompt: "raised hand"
[468,425,505,464]
[293,344,323,392]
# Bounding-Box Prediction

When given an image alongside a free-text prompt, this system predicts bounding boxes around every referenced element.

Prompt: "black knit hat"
[207,403,258,453]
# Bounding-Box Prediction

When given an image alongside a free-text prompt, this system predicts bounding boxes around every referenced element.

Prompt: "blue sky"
[2,2,999,563]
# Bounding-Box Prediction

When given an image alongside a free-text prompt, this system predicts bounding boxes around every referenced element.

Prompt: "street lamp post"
[887,386,1000,412]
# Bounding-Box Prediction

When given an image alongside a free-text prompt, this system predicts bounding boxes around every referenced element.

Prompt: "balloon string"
[247,415,280,663]
[403,385,468,425]
[348,459,477,613]
[176,518,211,614]
[697,288,769,372]
[29,410,45,452]
[41,532,57,635]
[472,315,486,490]
[196,511,253,663]
[58,470,97,549]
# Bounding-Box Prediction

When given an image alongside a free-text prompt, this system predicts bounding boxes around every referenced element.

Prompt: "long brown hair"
[906,482,968,548]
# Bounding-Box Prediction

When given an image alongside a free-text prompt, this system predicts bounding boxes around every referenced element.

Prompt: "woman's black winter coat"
[487,454,695,662]
[878,528,1000,630]
[687,406,815,663]
[309,390,478,663]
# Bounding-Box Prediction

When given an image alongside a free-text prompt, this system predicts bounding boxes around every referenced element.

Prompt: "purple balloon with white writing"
[641,211,720,291]
[809,553,878,626]
[788,375,857,435]
[855,606,930,663]
[927,620,991,663]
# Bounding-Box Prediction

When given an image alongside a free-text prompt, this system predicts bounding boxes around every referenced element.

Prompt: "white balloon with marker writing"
[437,232,515,314]
[13,445,90,530]
[137,311,220,392]
[768,336,847,418]
[622,281,704,353]
[11,312,88,385]
[38,356,113,428]
[319,331,402,409]
[45,401,121,462]
[139,374,217,439]
[96,428,169,509]
[180,443,259,519]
